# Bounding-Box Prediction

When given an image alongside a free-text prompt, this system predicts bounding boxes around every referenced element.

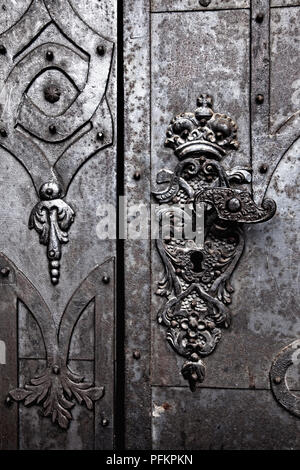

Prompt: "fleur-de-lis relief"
[153,95,276,390]
[1,253,114,430]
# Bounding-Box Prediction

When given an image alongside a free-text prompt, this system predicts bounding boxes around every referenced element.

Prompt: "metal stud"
[97,131,104,141]
[97,45,105,56]
[255,13,264,23]
[46,50,54,61]
[133,350,141,360]
[52,365,60,375]
[259,164,268,174]
[101,418,109,427]
[0,44,7,55]
[0,128,7,137]
[49,124,57,135]
[199,0,211,6]
[256,94,264,105]
[102,275,110,284]
[5,396,13,407]
[133,171,141,181]
[0,267,10,277]
[273,376,282,385]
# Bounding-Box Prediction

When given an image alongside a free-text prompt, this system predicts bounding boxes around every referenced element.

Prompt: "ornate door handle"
[153,95,276,391]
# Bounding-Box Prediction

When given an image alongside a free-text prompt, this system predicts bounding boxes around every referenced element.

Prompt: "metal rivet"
[102,275,110,284]
[199,0,211,6]
[256,94,264,104]
[133,171,141,181]
[49,250,55,258]
[101,418,109,427]
[46,50,54,61]
[52,365,60,375]
[255,13,264,23]
[0,128,7,137]
[44,84,61,104]
[97,132,104,141]
[273,376,282,385]
[0,44,7,55]
[46,188,53,196]
[5,396,13,407]
[97,45,105,56]
[227,197,241,213]
[259,164,268,174]
[49,125,57,135]
[133,350,141,360]
[1,267,10,277]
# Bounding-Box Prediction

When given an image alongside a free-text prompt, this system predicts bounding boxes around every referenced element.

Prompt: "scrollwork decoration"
[153,94,276,390]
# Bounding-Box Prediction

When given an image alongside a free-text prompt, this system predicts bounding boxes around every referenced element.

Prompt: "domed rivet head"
[256,94,264,104]
[227,197,241,213]
[97,45,105,56]
[133,171,141,181]
[49,124,57,135]
[45,50,54,61]
[1,267,10,277]
[191,353,199,362]
[273,376,282,385]
[44,84,61,103]
[191,300,197,308]
[101,418,109,427]
[5,396,13,407]
[52,365,60,375]
[0,44,7,55]
[46,188,53,197]
[102,275,110,284]
[97,132,104,141]
[49,250,55,258]
[133,350,141,360]
[199,0,211,6]
[255,13,264,23]
[0,128,7,137]
[259,164,268,174]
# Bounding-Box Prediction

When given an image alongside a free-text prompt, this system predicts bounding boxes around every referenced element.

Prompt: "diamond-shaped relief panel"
[26,69,79,118]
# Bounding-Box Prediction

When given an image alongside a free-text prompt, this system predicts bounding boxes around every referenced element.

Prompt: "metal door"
[0,0,116,450]
[0,0,299,451]
[123,0,300,450]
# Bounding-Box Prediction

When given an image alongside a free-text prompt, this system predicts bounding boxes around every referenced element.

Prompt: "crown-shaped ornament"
[165,94,239,160]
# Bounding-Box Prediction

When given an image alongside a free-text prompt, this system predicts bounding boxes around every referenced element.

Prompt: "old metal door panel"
[151,8,251,386]
[270,6,300,134]
[151,1,250,12]
[123,0,152,450]
[152,388,300,450]
[146,0,300,450]
[0,0,116,450]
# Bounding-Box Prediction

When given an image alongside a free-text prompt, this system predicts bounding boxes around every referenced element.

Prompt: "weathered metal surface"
[0,0,115,284]
[150,0,299,415]
[251,0,299,204]
[124,0,152,450]
[270,7,300,134]
[271,1,300,6]
[0,0,116,450]
[152,95,276,390]
[152,387,300,450]
[0,254,114,437]
[151,0,250,12]
[270,340,300,418]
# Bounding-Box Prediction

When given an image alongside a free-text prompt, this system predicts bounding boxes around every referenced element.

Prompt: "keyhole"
[190,252,204,273]
[0,340,6,365]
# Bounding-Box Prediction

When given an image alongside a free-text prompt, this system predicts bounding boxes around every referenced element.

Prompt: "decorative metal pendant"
[153,95,276,391]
